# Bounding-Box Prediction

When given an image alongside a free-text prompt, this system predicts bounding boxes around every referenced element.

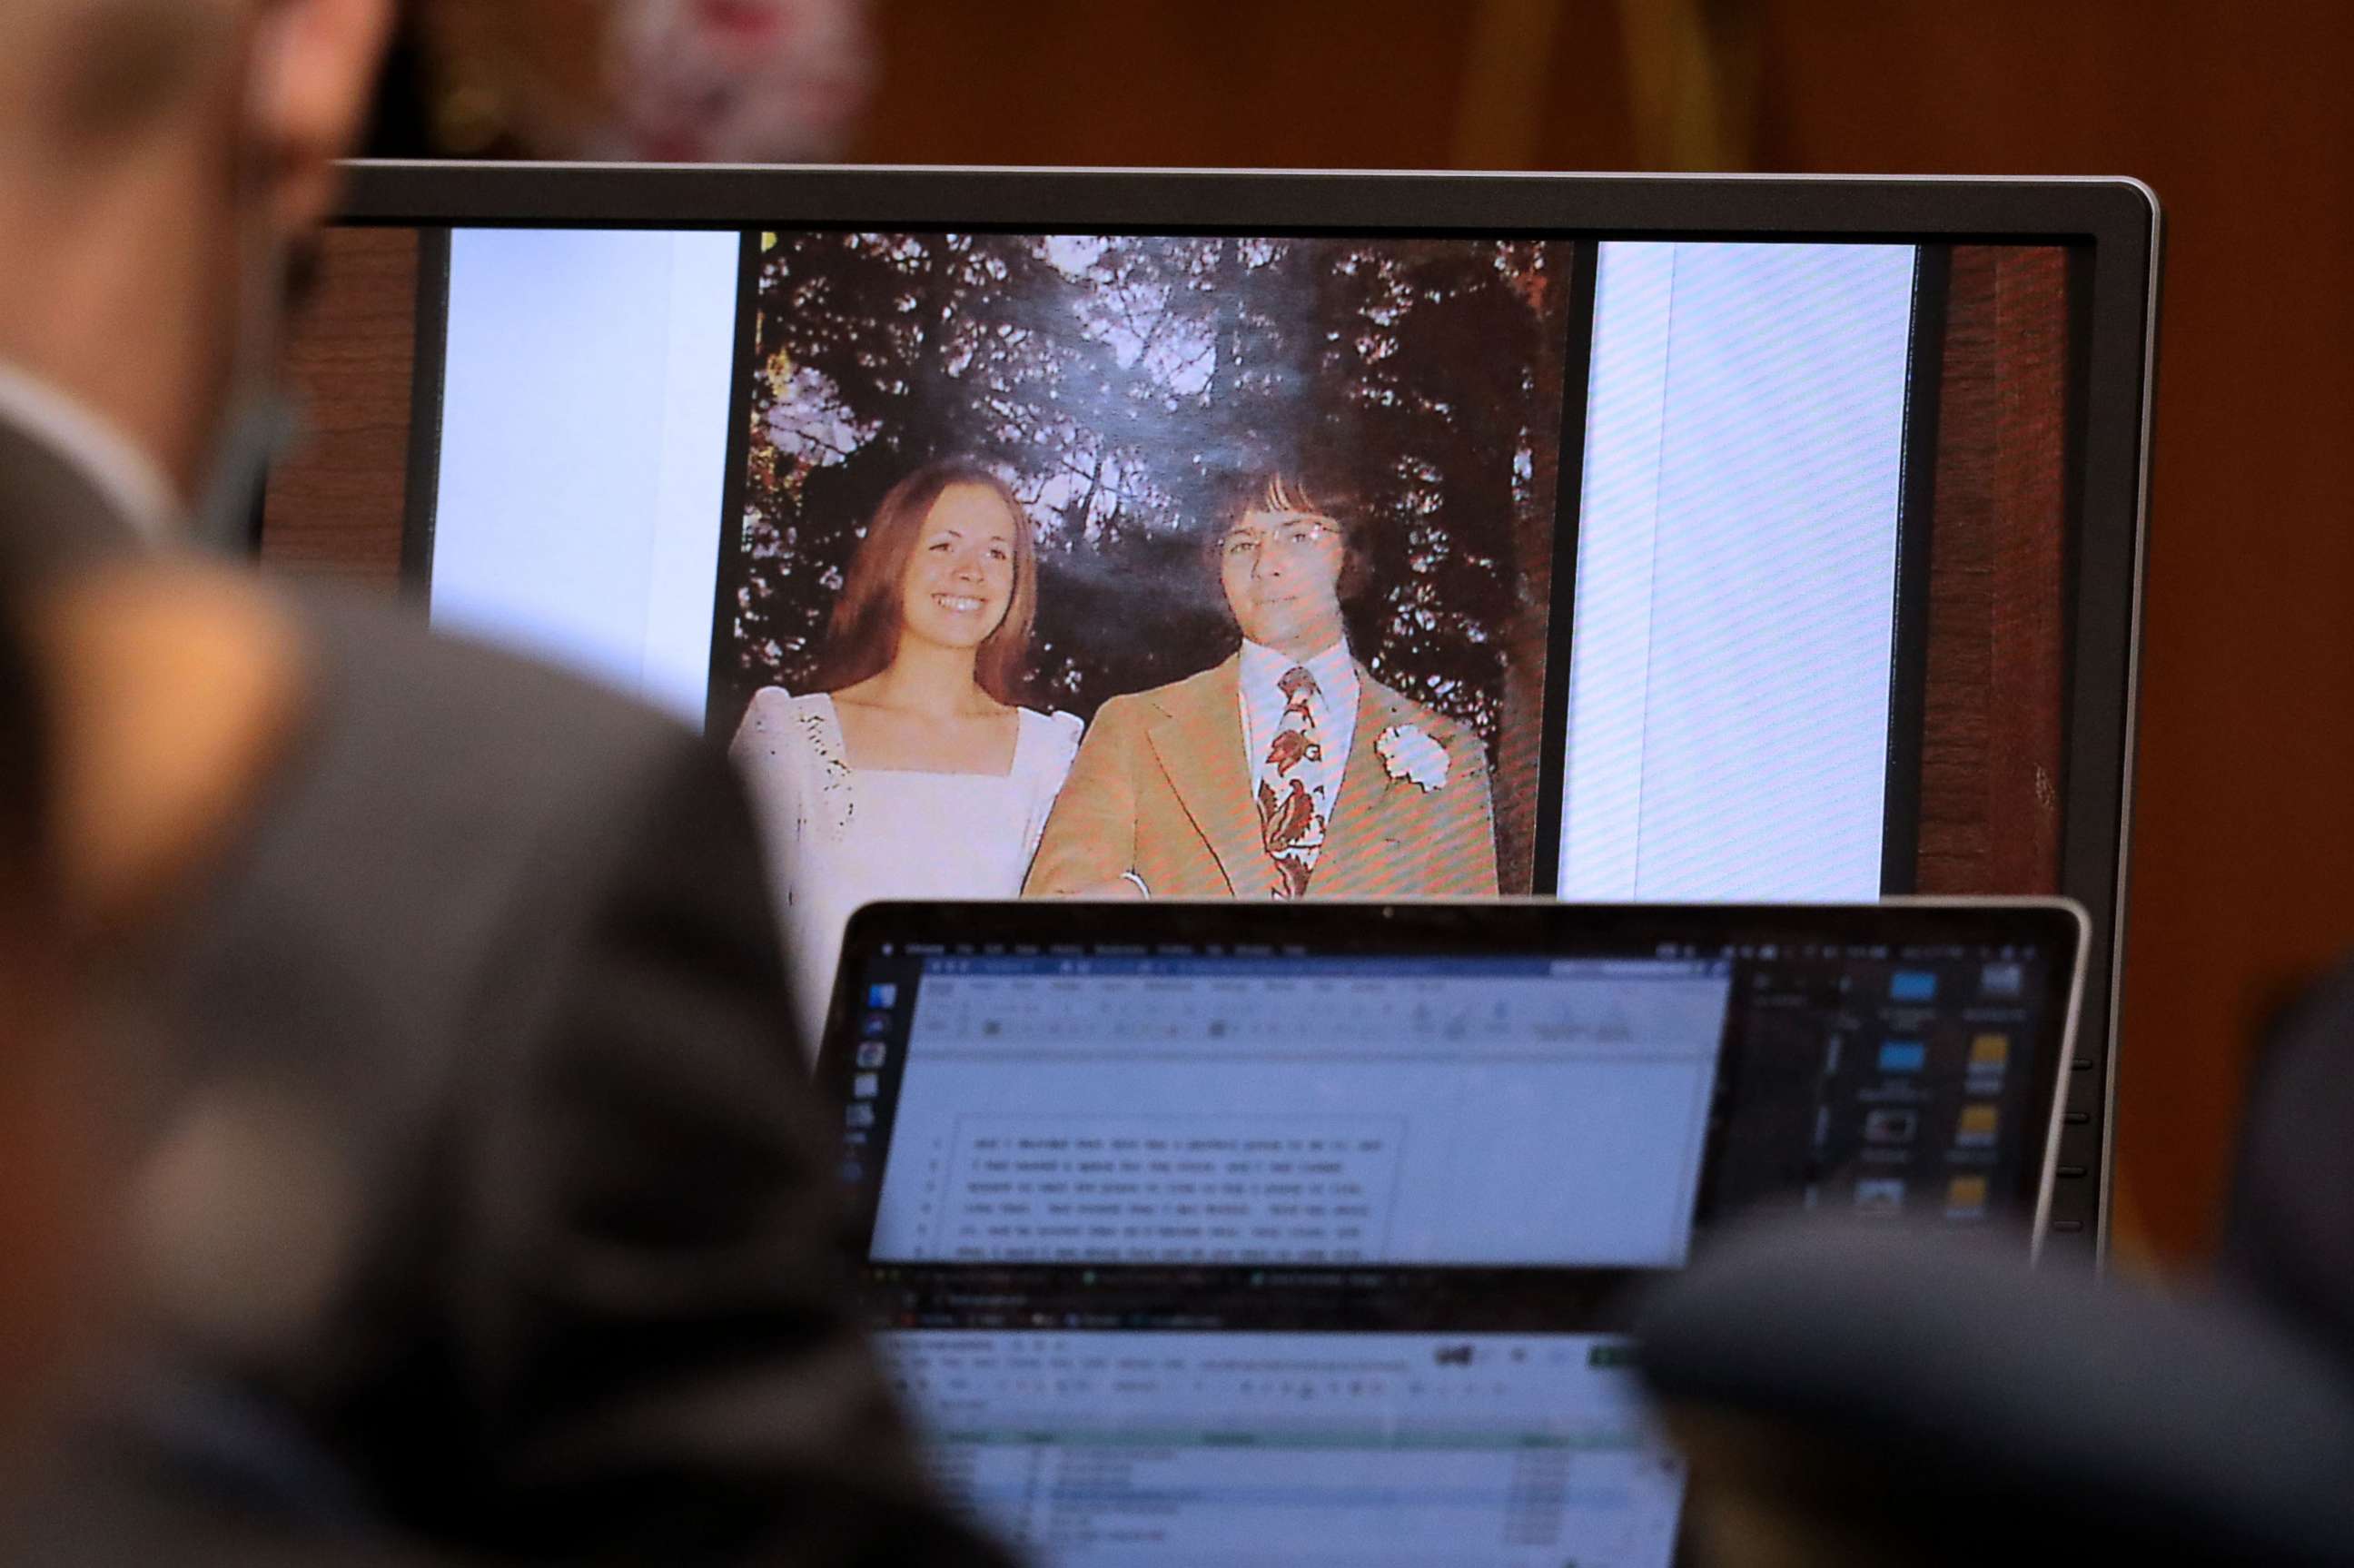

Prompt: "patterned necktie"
[1257,666,1327,899]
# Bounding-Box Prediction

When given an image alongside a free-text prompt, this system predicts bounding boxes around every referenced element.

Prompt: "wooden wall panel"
[1916,246,2071,897]
[849,1,1635,172]
[1914,253,1998,893]
[1983,250,2071,894]
[1744,1,2354,1265]
[261,227,419,589]
[854,2,1472,169]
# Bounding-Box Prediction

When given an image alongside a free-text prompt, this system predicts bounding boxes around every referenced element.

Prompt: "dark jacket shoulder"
[173,580,754,1093]
[146,587,1001,1563]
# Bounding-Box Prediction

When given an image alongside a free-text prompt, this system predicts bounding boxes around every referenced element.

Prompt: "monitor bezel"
[327,163,2157,1260]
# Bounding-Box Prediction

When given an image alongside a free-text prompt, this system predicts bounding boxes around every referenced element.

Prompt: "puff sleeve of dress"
[1019,707,1087,861]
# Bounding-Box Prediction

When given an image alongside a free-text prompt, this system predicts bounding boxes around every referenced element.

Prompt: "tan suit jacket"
[1025,652,1500,898]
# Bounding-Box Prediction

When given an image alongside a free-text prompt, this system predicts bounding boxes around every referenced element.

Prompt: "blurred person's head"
[1213,471,1368,660]
[813,459,1038,705]
[375,0,871,161]
[0,0,393,513]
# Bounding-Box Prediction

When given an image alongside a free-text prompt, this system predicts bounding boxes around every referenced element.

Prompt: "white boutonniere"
[1377,725,1450,793]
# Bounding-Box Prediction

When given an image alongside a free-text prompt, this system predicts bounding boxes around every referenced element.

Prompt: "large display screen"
[262,223,2086,1054]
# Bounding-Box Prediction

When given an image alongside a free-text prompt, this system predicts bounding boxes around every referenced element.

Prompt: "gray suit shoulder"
[290,586,704,821]
[152,585,998,1565]
[183,584,744,1086]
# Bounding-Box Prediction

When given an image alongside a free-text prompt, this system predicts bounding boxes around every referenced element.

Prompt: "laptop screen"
[881,1326,1679,1567]
[861,956,1726,1271]
[825,902,2081,1567]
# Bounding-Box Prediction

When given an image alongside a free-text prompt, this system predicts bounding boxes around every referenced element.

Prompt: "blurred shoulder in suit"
[0,2,1003,1561]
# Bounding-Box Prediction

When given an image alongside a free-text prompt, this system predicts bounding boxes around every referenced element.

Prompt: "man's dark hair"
[1206,468,1375,605]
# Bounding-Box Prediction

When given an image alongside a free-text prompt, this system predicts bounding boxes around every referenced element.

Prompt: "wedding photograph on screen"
[711,232,1578,1025]
[258,221,2089,1051]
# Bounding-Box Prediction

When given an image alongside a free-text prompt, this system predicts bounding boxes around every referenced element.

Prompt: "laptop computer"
[816,897,2086,1567]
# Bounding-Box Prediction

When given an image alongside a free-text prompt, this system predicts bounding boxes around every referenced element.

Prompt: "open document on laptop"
[881,1328,1680,1568]
[843,952,1710,1567]
[865,956,1729,1269]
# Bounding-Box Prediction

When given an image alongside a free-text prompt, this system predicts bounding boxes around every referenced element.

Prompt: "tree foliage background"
[714,232,1575,889]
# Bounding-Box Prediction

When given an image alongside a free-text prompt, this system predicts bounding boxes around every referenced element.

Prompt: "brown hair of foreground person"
[0,0,389,508]
[0,2,234,148]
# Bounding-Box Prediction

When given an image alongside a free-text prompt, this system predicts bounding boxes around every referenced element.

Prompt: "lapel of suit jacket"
[1314,667,1408,896]
[1145,654,1263,897]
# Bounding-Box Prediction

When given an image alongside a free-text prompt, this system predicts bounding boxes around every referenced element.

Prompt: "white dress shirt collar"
[1238,637,1358,713]
[1237,636,1360,775]
[0,359,179,543]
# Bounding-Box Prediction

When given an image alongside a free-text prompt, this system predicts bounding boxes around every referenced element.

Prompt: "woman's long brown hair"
[809,459,1039,705]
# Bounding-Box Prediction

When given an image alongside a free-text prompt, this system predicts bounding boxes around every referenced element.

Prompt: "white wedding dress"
[730,689,1083,1054]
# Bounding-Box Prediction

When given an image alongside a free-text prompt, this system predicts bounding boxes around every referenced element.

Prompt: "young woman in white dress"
[730,459,1083,1051]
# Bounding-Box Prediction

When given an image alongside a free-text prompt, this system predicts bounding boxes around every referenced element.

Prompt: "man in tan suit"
[1027,474,1499,899]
